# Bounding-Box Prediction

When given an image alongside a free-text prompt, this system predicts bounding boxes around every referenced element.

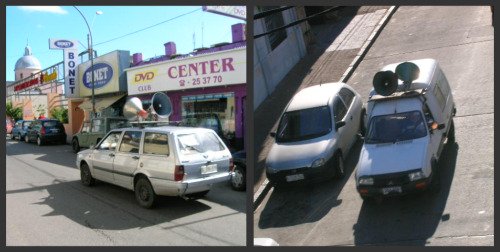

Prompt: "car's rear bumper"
[356,176,432,198]
[150,172,231,196]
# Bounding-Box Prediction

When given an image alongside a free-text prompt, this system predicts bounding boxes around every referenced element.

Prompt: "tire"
[135,177,157,208]
[36,136,43,146]
[334,153,345,179]
[80,163,95,186]
[231,164,246,191]
[17,133,22,141]
[72,138,81,153]
[24,134,29,143]
[447,119,455,143]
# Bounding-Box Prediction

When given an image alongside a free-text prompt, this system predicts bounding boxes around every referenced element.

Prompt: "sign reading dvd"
[82,63,114,89]
[49,38,79,98]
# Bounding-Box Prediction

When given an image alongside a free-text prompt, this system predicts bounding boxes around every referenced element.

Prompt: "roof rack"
[129,121,185,128]
[368,88,427,102]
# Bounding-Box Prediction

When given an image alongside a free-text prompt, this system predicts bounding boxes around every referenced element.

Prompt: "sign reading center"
[126,47,246,95]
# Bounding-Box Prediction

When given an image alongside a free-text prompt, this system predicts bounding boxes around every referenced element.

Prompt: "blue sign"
[82,63,114,89]
[54,40,74,48]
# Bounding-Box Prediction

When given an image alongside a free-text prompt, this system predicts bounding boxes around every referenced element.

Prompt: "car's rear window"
[43,121,63,128]
[177,132,225,155]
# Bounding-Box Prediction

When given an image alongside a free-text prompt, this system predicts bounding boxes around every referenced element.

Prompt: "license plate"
[286,174,304,182]
[201,164,217,174]
[382,186,402,195]
[52,129,59,133]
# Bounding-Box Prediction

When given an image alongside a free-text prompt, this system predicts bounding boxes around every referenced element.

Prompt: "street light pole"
[74,6,96,118]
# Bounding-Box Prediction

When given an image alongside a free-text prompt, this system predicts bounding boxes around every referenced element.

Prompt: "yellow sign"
[42,71,58,83]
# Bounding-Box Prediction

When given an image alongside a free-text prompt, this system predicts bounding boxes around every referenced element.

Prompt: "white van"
[76,126,233,208]
[355,58,456,200]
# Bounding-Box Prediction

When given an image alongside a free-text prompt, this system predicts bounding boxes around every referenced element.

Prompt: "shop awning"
[78,94,125,112]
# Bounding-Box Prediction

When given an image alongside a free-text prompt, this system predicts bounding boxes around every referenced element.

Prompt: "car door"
[91,131,122,183]
[140,131,175,181]
[332,96,349,154]
[79,121,91,147]
[113,130,143,189]
[338,88,360,148]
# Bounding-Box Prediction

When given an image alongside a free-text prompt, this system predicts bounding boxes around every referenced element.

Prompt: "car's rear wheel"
[17,133,22,141]
[135,177,157,208]
[334,153,345,179]
[80,163,95,186]
[72,138,80,153]
[231,163,246,191]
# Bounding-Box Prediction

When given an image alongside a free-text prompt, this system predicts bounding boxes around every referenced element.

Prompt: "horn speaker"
[150,92,172,118]
[123,97,148,120]
[373,70,398,96]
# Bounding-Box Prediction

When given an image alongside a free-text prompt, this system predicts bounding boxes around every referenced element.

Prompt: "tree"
[6,101,23,121]
[51,107,68,123]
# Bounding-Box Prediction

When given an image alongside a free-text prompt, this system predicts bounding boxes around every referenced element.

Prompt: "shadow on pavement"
[353,141,459,245]
[6,139,77,169]
[6,179,217,231]
[258,138,363,229]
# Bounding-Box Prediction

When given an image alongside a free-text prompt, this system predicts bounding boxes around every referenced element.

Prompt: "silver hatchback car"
[266,82,364,185]
[76,126,233,208]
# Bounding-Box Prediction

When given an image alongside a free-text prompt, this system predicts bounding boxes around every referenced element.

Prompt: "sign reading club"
[49,38,79,98]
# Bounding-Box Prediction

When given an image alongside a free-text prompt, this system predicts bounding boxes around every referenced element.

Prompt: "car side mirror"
[269,132,276,138]
[335,121,346,130]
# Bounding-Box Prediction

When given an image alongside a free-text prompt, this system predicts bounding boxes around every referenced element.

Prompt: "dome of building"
[14,45,41,71]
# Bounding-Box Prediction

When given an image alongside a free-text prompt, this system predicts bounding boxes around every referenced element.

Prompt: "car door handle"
[109,153,115,157]
[132,156,140,160]
[350,115,353,120]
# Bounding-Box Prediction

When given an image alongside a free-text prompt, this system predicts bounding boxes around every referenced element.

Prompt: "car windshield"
[177,132,225,155]
[23,121,32,128]
[276,106,332,142]
[365,110,427,144]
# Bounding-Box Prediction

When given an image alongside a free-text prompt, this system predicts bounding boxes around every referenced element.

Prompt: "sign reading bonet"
[126,47,246,95]
[49,38,79,98]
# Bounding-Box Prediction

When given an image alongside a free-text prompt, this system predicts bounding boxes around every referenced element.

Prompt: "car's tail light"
[174,165,185,181]
[40,127,46,135]
[229,158,234,172]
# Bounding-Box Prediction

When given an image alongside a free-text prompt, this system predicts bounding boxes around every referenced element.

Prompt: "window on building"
[260,6,288,50]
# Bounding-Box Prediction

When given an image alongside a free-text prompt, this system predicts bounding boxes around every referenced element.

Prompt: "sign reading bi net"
[203,6,246,20]
[49,38,79,98]
[77,50,130,97]
[126,47,246,95]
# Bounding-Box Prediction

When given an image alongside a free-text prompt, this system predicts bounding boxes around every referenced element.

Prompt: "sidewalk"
[253,6,396,201]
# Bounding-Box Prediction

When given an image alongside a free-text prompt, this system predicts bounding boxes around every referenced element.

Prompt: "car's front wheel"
[36,136,43,146]
[17,133,22,141]
[334,153,345,179]
[24,134,29,143]
[80,163,95,186]
[231,163,246,191]
[135,177,157,208]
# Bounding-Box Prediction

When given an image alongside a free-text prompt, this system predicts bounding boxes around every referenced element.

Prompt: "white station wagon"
[76,126,233,208]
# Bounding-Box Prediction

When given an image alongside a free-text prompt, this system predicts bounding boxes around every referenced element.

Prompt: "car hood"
[266,134,333,171]
[357,137,428,177]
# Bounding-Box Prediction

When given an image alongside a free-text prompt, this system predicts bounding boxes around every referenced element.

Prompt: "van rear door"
[175,130,231,181]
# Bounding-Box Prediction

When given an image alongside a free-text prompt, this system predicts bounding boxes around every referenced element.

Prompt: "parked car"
[355,59,456,201]
[72,117,130,153]
[231,150,246,191]
[12,120,32,141]
[76,126,234,208]
[25,119,67,146]
[266,83,364,185]
[6,118,14,135]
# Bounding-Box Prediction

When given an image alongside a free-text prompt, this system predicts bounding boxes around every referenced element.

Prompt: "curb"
[339,6,398,83]
[253,6,398,212]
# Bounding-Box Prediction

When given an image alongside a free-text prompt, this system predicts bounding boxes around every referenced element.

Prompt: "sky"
[6,6,245,81]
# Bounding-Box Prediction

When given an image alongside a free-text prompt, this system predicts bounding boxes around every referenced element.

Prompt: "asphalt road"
[6,139,246,246]
[254,6,493,246]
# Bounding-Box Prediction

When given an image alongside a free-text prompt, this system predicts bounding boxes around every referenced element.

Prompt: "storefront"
[125,47,246,150]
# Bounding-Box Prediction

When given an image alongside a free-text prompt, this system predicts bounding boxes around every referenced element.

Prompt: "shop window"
[260,6,288,50]
[181,92,236,147]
